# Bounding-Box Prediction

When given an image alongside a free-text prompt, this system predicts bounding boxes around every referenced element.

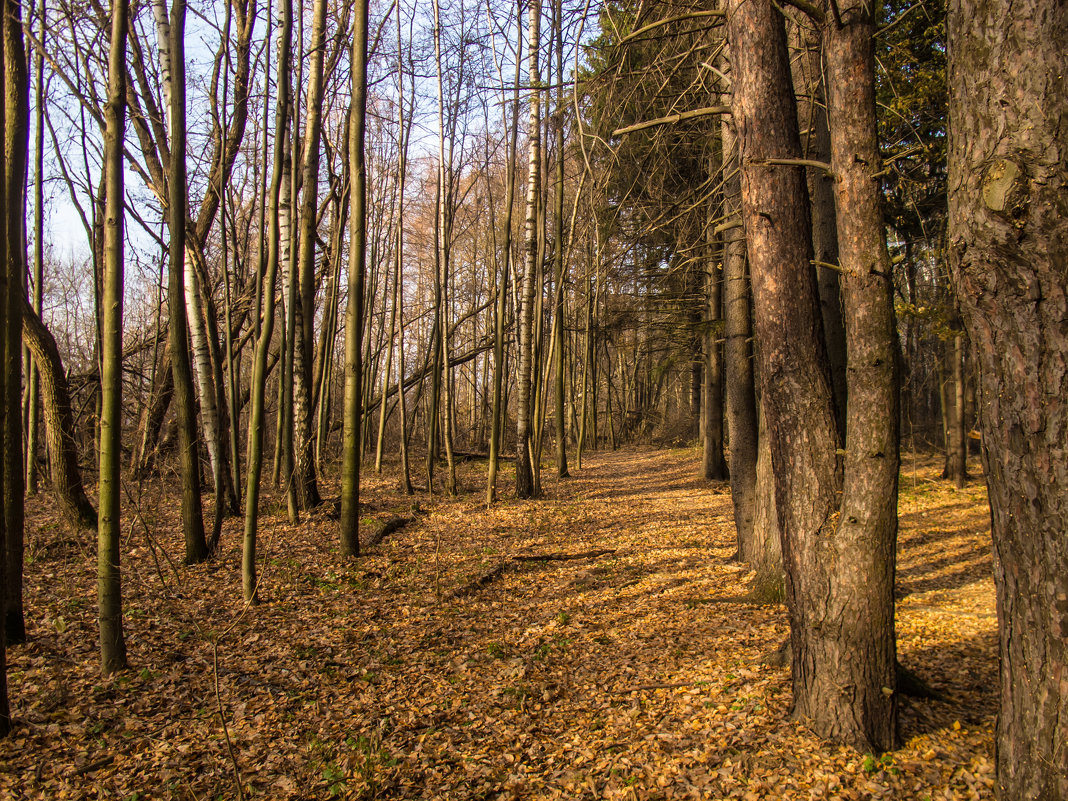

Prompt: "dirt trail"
[3,447,997,799]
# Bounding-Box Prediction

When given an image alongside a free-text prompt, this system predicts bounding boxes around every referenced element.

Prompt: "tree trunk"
[726,0,896,751]
[551,0,569,480]
[793,24,846,439]
[486,6,522,503]
[155,0,208,564]
[340,0,368,556]
[98,0,129,674]
[2,0,29,645]
[431,0,457,496]
[291,0,327,509]
[21,301,97,528]
[721,115,759,560]
[243,0,291,602]
[515,0,541,499]
[947,0,1068,795]
[820,0,901,748]
[0,0,10,731]
[25,0,44,498]
[702,213,727,481]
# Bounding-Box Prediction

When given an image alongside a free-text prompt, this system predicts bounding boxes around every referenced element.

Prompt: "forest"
[0,0,1064,796]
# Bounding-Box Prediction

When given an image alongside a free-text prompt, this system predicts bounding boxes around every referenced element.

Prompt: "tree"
[725,0,897,751]
[156,0,209,564]
[21,299,97,529]
[97,0,130,674]
[515,0,541,499]
[0,0,11,733]
[291,0,328,511]
[244,0,293,603]
[947,0,1068,796]
[340,0,369,556]
[2,0,29,645]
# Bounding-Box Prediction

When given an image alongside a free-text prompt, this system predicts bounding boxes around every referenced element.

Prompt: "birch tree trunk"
[515,0,541,499]
[154,0,207,563]
[291,0,328,509]
[243,0,291,602]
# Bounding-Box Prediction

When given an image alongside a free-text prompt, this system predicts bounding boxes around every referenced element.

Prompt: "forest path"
[6,447,997,799]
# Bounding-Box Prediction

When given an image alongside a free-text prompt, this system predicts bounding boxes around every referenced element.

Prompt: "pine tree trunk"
[793,24,846,438]
[947,0,1068,795]
[702,214,727,481]
[0,0,10,730]
[727,0,897,750]
[721,113,759,560]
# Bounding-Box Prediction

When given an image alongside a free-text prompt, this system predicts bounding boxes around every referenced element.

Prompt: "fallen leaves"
[0,449,996,799]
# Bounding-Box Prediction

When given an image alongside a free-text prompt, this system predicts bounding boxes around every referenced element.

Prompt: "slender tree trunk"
[25,0,44,497]
[2,0,28,645]
[340,0,368,556]
[155,0,208,563]
[947,1,1068,795]
[702,212,727,481]
[291,0,327,509]
[243,0,291,602]
[721,116,760,562]
[98,0,129,673]
[431,0,456,496]
[551,0,568,479]
[515,0,541,499]
[486,7,522,504]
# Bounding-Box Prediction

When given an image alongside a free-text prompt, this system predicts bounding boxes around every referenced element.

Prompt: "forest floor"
[2,447,997,800]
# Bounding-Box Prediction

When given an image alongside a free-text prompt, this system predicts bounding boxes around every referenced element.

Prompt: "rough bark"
[720,115,759,557]
[947,0,1068,795]
[792,24,846,438]
[821,0,900,749]
[726,0,897,751]
[702,219,727,481]
[0,0,11,733]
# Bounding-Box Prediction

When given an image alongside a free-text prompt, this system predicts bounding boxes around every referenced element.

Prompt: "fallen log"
[365,515,416,549]
[512,549,616,562]
[450,550,617,597]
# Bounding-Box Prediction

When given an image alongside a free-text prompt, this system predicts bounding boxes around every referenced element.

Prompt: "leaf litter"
[1,448,996,799]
